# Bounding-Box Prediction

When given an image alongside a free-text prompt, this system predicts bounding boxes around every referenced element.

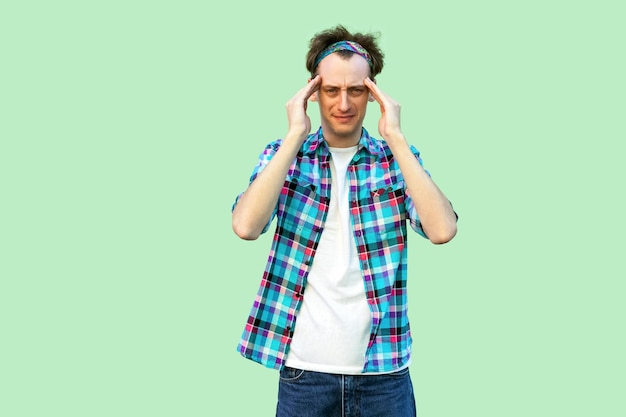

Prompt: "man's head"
[305,26,385,147]
[306,25,384,79]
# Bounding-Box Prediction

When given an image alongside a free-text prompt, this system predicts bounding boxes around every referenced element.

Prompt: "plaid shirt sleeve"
[404,144,429,238]
[232,139,283,235]
[404,145,458,233]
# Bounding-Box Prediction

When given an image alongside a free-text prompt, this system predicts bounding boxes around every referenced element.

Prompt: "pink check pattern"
[234,127,439,373]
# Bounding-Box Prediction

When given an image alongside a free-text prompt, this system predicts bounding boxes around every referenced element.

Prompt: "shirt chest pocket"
[356,182,407,240]
[278,179,323,235]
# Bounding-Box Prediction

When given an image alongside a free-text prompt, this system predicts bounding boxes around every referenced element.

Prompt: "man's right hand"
[232,75,322,240]
[285,75,321,140]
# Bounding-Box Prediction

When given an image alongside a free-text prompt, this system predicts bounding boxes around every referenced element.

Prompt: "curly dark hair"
[305,25,385,79]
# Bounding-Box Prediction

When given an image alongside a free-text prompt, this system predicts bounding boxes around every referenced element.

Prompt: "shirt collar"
[303,127,383,158]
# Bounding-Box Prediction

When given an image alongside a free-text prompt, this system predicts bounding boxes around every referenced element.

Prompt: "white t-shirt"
[285,145,373,375]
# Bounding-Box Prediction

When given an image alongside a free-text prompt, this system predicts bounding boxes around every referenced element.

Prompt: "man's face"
[312,53,372,147]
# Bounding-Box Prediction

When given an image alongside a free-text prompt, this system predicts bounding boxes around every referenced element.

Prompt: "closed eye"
[348,87,366,97]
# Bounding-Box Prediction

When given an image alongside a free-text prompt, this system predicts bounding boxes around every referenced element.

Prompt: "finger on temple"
[305,76,321,99]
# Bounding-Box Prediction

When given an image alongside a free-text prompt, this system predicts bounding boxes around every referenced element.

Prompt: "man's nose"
[338,91,350,111]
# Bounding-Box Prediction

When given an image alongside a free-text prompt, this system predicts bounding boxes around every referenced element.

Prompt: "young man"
[232,25,457,416]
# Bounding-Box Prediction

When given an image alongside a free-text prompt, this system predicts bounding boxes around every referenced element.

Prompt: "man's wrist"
[384,131,407,147]
[283,130,309,147]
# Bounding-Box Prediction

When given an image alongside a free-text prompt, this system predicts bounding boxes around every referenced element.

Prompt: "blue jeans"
[276,367,416,417]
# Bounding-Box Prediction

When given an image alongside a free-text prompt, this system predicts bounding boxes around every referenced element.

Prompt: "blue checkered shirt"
[234,127,435,373]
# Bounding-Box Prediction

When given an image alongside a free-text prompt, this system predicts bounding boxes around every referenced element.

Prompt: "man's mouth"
[334,114,355,122]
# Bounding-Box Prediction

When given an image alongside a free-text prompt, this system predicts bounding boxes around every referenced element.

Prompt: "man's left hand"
[364,77,404,142]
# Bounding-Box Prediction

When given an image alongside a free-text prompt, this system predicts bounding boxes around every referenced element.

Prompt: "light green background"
[2,1,624,416]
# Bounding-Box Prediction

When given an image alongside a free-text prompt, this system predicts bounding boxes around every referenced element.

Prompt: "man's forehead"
[316,53,371,84]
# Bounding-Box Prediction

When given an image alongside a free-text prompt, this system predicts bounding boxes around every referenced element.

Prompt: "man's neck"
[321,128,362,148]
